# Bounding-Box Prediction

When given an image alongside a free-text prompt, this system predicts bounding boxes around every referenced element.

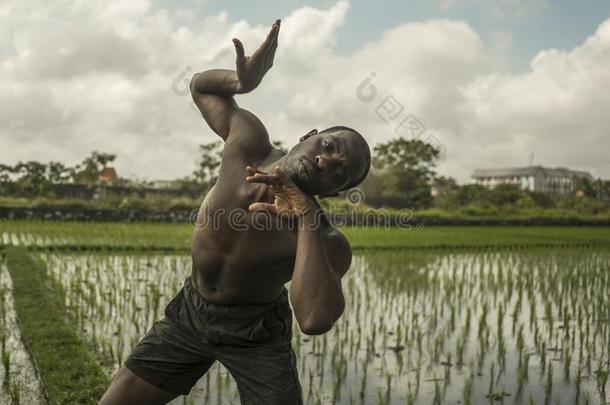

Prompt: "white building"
[471,166,593,195]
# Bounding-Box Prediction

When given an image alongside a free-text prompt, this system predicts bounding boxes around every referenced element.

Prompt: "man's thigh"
[123,316,217,396]
[217,339,303,405]
[99,366,179,405]
[115,282,217,397]
[212,286,302,405]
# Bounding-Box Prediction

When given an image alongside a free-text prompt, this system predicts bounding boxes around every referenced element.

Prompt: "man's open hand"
[233,19,280,94]
[245,165,317,217]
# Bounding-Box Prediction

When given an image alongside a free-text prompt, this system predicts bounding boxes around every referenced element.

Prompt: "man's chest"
[194,181,299,266]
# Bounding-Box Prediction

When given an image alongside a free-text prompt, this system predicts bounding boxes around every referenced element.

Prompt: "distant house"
[99,166,118,183]
[471,166,593,195]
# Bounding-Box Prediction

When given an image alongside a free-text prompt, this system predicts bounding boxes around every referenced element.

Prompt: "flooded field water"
[37,248,610,404]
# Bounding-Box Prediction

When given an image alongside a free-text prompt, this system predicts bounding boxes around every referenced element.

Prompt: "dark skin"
[100,19,369,404]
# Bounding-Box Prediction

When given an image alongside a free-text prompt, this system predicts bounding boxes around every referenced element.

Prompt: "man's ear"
[299,128,318,143]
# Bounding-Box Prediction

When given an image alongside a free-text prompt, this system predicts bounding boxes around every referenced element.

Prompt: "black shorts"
[125,277,303,404]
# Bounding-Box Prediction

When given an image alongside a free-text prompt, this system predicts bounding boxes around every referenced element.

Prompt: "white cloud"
[452,19,610,179]
[1,0,609,183]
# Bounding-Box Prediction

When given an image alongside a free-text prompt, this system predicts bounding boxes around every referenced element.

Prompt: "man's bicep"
[324,228,352,279]
[191,92,237,141]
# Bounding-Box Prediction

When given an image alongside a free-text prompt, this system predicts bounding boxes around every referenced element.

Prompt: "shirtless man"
[100,19,371,405]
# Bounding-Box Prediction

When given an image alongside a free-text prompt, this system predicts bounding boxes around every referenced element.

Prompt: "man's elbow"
[298,305,344,335]
[299,317,334,336]
[189,72,201,95]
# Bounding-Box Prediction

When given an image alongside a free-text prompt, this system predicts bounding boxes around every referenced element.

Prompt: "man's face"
[283,129,369,196]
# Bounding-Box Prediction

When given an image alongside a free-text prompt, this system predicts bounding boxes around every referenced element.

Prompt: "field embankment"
[4,247,109,404]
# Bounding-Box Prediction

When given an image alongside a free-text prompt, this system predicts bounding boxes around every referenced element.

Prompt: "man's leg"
[212,292,303,405]
[217,339,303,405]
[100,280,217,402]
[99,366,179,405]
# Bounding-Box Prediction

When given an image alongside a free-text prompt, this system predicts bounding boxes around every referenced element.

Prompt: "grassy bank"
[343,226,610,249]
[2,220,610,251]
[4,246,109,404]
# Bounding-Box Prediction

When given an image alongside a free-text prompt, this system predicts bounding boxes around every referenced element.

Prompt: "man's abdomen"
[191,236,294,305]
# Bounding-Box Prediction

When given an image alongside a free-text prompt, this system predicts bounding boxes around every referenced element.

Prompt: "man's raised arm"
[190,69,241,97]
[190,20,280,140]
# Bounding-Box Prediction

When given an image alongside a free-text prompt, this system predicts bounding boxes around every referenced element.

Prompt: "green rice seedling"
[574,365,582,403]
[9,378,20,405]
[432,379,442,405]
[463,374,473,405]
[545,361,553,404]
[563,347,571,381]
[2,350,9,388]
[384,371,392,403]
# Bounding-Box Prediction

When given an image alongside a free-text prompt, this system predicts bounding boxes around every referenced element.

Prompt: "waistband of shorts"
[183,276,289,311]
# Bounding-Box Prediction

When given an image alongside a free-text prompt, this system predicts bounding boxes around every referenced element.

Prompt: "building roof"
[99,166,118,181]
[472,165,593,180]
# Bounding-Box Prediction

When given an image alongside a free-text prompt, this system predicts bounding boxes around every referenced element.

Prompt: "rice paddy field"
[2,220,610,250]
[0,220,609,404]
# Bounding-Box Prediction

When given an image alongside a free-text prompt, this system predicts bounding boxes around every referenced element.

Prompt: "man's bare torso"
[191,147,301,304]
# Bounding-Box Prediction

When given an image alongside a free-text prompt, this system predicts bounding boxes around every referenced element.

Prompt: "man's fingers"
[268,20,280,46]
[245,165,291,187]
[248,202,277,214]
[245,174,273,184]
[269,21,280,50]
[255,20,280,58]
[233,38,246,64]
[263,22,280,64]
[246,165,267,175]
[246,173,283,185]
[262,23,277,50]
[273,166,292,185]
[264,41,278,70]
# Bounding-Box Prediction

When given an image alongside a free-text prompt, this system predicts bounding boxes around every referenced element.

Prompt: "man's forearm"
[290,210,345,335]
[191,69,242,96]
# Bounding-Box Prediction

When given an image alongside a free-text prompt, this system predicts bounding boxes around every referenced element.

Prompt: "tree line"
[1,138,609,214]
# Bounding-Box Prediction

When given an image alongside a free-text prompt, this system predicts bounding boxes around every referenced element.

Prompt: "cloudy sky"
[2,0,609,183]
